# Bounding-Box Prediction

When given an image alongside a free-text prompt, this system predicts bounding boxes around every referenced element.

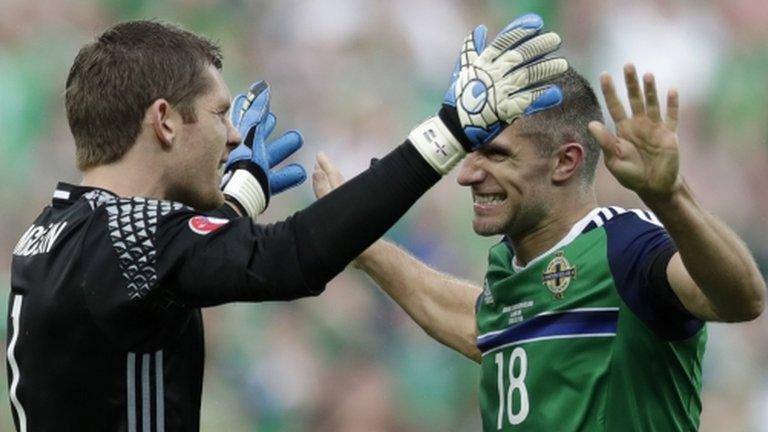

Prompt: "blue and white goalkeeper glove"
[409,13,568,174]
[222,81,307,218]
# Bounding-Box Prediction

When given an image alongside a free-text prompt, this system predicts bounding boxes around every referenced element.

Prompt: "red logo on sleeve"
[188,216,229,235]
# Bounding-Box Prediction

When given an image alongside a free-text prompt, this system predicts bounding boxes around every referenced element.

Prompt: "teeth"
[474,194,505,205]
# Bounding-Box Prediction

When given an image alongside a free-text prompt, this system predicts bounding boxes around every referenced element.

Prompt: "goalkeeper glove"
[409,13,568,174]
[222,81,307,218]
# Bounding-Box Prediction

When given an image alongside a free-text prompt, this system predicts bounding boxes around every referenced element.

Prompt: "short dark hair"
[65,20,223,170]
[518,67,604,186]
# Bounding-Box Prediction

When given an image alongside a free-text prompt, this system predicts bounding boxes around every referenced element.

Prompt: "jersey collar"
[52,182,118,205]
[510,207,602,272]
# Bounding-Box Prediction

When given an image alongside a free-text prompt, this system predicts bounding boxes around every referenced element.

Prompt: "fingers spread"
[316,152,345,188]
[599,72,627,123]
[588,121,622,158]
[271,164,307,195]
[266,129,302,166]
[666,89,679,132]
[643,73,662,122]
[505,32,562,66]
[491,13,543,52]
[257,113,277,141]
[312,165,331,199]
[624,64,645,116]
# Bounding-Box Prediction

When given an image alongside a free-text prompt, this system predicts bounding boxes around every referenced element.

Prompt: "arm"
[357,242,482,362]
[314,153,482,362]
[589,64,766,322]
[170,14,568,306]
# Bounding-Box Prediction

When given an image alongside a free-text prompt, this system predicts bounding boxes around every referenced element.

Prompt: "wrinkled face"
[167,65,240,210]
[457,122,554,238]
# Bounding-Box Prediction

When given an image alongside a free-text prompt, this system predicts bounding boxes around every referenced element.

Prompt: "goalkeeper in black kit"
[7,16,566,431]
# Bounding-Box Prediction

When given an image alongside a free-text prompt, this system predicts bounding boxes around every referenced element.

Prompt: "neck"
[509,190,596,266]
[80,153,166,200]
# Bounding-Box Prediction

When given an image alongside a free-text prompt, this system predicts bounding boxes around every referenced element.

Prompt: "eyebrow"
[480,142,510,155]
[213,100,231,113]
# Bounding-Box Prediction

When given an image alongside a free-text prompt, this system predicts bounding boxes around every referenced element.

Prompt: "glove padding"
[441,13,568,150]
[222,81,307,216]
[409,13,568,175]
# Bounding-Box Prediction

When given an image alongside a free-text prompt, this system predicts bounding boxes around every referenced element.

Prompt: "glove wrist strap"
[222,169,267,219]
[408,116,466,175]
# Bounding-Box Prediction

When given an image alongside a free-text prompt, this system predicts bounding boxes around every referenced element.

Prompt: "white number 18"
[494,347,529,429]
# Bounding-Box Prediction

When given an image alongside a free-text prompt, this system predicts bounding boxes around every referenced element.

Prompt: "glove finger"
[523,85,564,115]
[461,24,487,66]
[269,163,307,194]
[500,57,568,96]
[484,13,543,59]
[498,32,562,72]
[239,81,271,134]
[266,130,303,167]
[445,25,487,105]
[498,84,564,122]
[230,94,248,126]
[257,113,277,142]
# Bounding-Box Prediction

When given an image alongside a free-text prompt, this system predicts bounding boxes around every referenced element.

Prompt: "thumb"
[588,121,621,159]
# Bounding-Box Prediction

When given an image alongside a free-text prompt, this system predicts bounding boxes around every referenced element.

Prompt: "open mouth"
[473,193,506,206]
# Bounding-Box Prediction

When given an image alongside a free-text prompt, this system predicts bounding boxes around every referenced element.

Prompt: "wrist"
[408,116,466,175]
[222,169,268,219]
[640,177,692,216]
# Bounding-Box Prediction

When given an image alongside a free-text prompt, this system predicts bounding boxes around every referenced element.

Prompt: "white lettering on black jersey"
[7,183,321,431]
[12,221,68,257]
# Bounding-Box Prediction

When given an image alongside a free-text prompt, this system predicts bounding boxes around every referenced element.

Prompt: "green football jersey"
[475,207,706,431]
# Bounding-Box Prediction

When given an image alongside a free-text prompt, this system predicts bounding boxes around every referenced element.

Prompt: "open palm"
[588,64,682,203]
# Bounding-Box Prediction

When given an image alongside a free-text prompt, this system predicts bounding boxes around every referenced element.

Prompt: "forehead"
[485,120,540,154]
[199,65,231,106]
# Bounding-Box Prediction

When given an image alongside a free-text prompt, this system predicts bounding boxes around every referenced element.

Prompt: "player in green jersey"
[312,29,766,430]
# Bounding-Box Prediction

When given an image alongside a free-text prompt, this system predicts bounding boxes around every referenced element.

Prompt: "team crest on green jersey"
[542,251,576,299]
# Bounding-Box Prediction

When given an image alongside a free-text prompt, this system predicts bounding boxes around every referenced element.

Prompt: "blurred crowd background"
[1,0,767,430]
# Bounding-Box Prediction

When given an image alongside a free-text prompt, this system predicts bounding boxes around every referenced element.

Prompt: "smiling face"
[165,65,241,210]
[457,122,556,238]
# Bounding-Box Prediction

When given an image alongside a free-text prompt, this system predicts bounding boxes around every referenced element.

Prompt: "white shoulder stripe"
[631,209,663,227]
[589,206,626,227]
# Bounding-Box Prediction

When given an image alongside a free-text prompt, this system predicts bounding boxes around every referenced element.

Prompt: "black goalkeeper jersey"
[7,142,441,431]
[7,183,325,431]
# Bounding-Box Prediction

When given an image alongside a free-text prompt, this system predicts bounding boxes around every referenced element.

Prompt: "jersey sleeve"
[79,197,320,349]
[603,210,704,341]
[155,209,320,306]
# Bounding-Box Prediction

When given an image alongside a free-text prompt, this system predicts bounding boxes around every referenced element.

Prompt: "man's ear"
[552,142,585,184]
[146,99,177,149]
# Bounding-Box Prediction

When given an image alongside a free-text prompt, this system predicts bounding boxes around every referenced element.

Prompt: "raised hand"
[311,152,345,200]
[443,14,568,149]
[588,64,682,203]
[409,14,568,176]
[222,81,307,217]
[227,81,307,196]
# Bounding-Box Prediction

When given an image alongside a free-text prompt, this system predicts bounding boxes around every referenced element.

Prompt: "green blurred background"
[1,0,767,430]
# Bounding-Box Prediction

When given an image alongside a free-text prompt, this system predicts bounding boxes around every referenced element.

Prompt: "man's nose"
[227,122,241,150]
[457,153,486,186]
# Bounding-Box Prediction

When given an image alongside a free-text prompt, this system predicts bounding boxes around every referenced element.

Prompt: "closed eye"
[480,148,510,162]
